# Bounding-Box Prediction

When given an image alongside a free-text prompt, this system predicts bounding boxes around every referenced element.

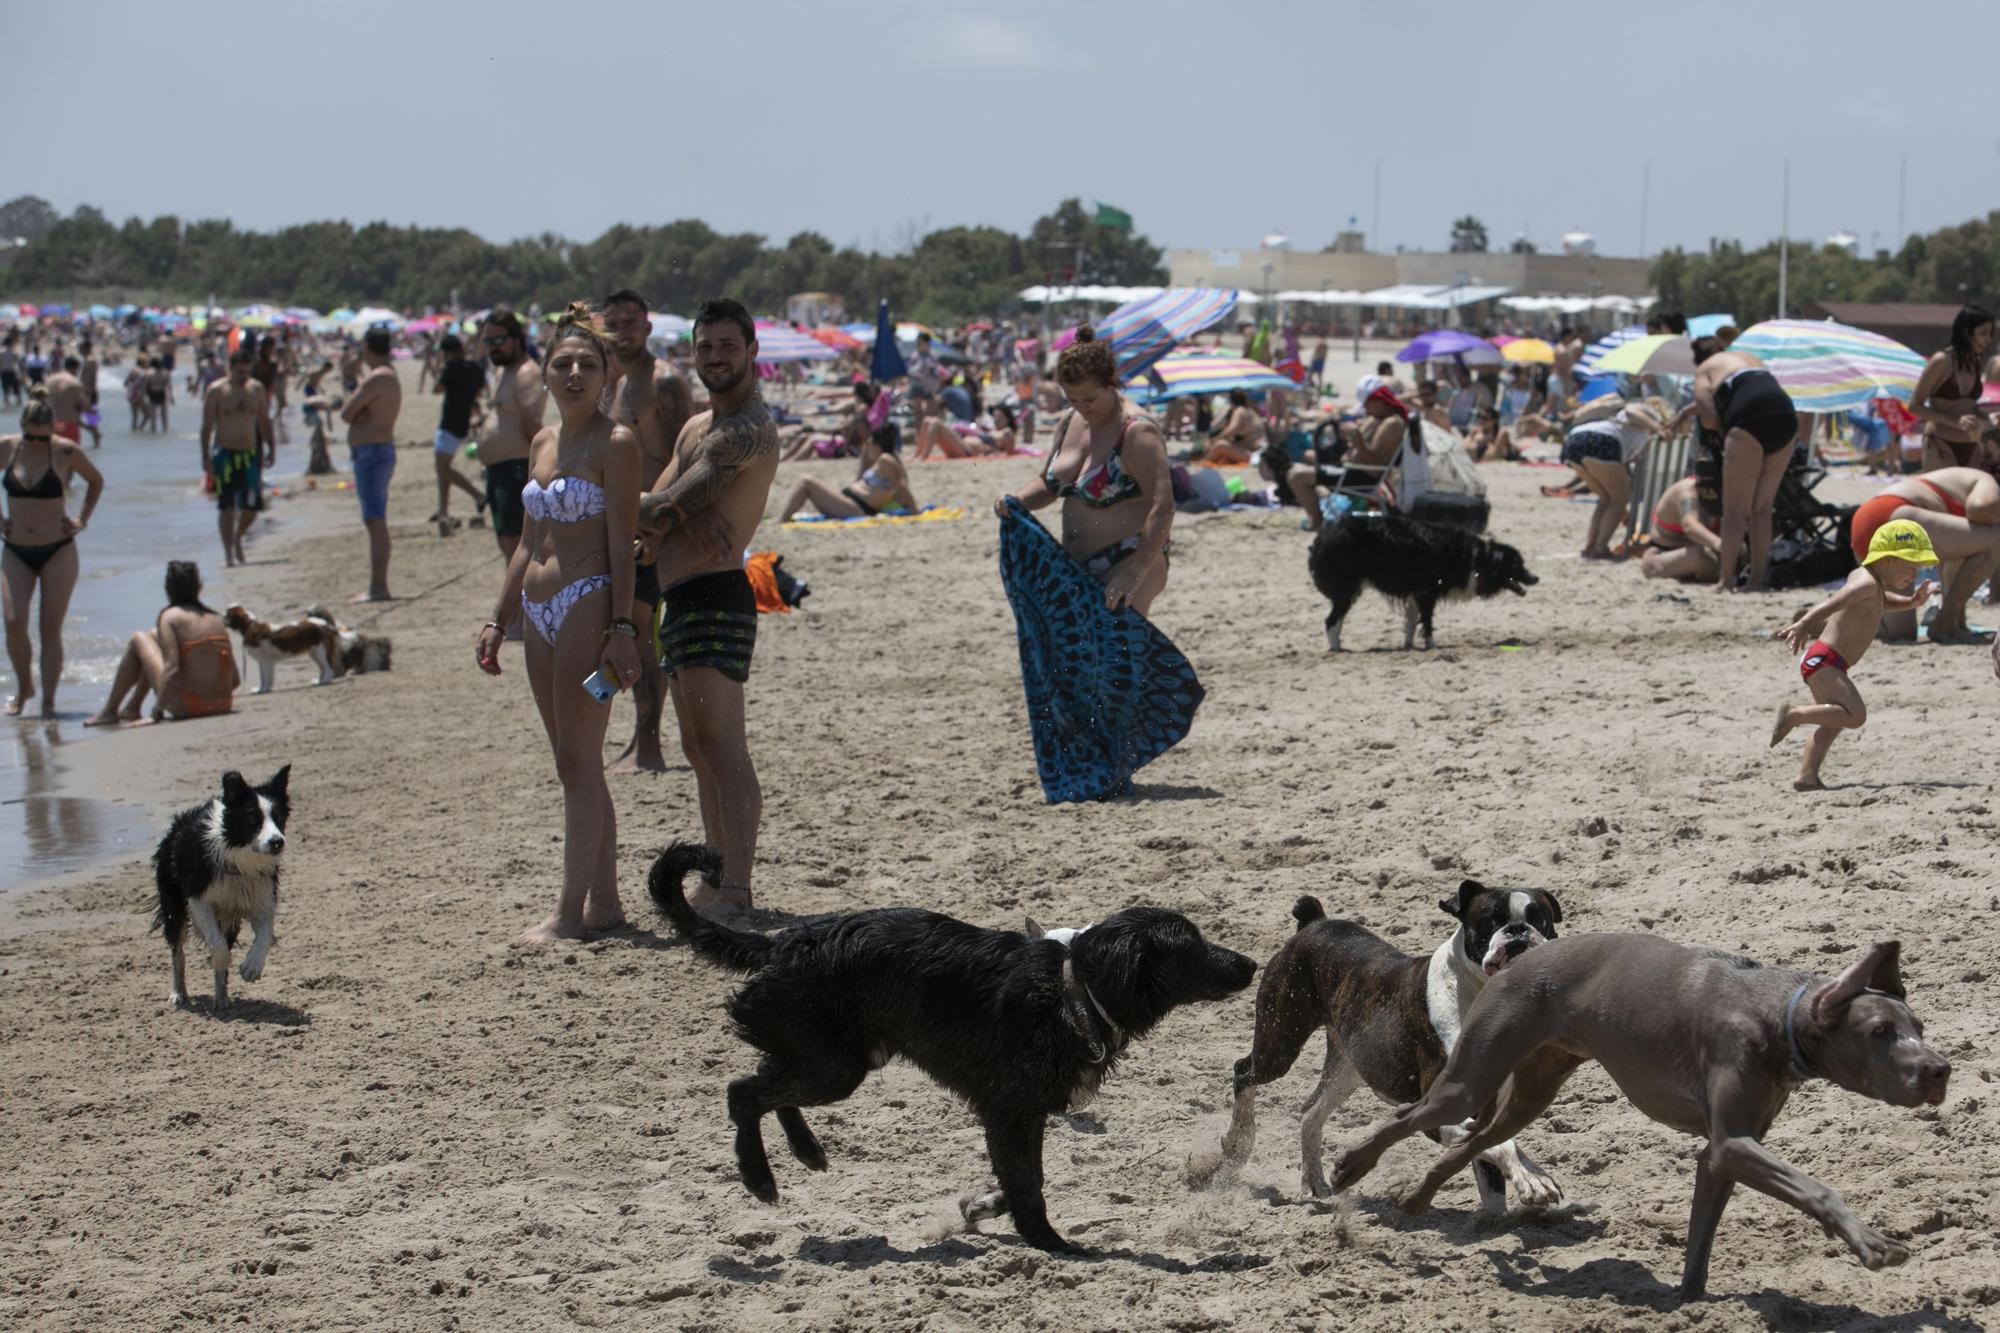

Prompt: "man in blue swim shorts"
[339,328,404,602]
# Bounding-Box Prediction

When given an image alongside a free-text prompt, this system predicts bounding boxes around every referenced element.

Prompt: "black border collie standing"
[153,766,291,1010]
[648,842,1256,1252]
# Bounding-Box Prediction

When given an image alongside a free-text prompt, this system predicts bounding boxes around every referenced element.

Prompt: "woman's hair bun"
[1074,325,1096,343]
[28,384,49,400]
[558,300,596,326]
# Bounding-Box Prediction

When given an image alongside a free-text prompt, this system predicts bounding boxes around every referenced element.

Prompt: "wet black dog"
[1308,512,1536,651]
[648,842,1256,1252]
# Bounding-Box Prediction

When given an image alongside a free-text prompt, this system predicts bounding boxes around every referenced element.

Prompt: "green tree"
[1449,216,1488,253]
[1024,199,1166,287]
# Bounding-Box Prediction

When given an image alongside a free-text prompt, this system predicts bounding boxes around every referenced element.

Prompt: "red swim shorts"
[1800,640,1847,682]
[53,420,80,442]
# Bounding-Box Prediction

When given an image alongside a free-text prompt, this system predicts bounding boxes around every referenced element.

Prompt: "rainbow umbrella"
[1500,337,1555,365]
[810,327,863,351]
[1577,326,1646,372]
[1091,287,1239,380]
[1128,354,1299,401]
[751,322,837,364]
[1592,334,1695,377]
[1730,319,1927,411]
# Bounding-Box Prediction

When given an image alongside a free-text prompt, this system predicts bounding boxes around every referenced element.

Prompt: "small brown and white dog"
[302,605,393,677]
[224,604,339,693]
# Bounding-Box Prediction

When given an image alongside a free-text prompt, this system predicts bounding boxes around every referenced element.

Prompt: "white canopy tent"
[1016,284,1166,305]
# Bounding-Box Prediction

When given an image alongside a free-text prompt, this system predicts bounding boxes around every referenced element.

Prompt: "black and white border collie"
[1308,513,1537,651]
[152,766,291,1011]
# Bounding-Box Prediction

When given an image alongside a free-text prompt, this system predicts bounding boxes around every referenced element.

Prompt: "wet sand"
[3,385,1998,1331]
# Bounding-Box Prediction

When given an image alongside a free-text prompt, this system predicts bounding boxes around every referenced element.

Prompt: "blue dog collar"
[1784,983,1816,1082]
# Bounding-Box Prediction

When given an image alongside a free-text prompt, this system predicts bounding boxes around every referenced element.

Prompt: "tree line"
[1646,211,1999,321]
[0,196,1166,324]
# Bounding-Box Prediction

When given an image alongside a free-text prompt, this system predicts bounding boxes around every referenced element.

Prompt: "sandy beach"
[4,374,1999,1332]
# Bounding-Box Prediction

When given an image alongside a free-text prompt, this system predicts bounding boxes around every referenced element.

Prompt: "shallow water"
[2,382,339,890]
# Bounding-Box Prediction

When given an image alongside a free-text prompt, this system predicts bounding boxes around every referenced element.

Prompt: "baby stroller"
[1764,450,1856,590]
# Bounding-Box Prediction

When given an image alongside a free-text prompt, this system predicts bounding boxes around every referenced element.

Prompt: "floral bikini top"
[521,474,605,524]
[1043,411,1144,508]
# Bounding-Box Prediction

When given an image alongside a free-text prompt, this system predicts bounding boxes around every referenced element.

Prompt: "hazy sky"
[18,0,2000,260]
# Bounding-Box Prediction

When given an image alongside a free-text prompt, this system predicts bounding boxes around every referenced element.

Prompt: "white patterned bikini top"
[521,475,605,524]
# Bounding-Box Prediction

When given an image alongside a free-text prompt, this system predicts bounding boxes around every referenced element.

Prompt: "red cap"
[1366,384,1410,417]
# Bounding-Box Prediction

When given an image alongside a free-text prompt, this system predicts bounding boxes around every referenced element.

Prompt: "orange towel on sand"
[746,551,790,614]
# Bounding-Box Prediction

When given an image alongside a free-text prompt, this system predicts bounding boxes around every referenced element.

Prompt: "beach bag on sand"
[1421,429,1486,498]
[997,499,1204,803]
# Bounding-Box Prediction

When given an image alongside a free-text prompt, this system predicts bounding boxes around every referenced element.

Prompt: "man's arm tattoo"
[640,411,774,534]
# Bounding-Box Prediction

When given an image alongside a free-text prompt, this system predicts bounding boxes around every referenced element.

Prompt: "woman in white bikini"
[475,304,642,945]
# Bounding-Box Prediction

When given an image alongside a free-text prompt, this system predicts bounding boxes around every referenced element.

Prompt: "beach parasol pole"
[1776,159,1790,319]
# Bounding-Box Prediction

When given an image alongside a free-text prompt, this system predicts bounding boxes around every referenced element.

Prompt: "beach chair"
[1765,451,1857,589]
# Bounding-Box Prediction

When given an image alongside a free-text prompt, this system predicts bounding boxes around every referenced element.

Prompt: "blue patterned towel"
[998,498,1204,803]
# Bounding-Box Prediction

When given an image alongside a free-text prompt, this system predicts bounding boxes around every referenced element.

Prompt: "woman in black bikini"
[993,327,1174,614]
[1690,337,1799,591]
[1910,305,1995,473]
[3,388,106,716]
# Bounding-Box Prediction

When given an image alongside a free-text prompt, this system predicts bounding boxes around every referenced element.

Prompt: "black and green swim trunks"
[658,569,758,684]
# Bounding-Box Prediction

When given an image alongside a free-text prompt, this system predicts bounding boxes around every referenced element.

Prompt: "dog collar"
[1063,958,1127,1066]
[1784,983,1817,1082]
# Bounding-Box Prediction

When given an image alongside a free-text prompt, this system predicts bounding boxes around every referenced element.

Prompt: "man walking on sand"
[78,340,101,447]
[637,298,778,915]
[202,348,273,567]
[601,288,693,775]
[430,333,488,536]
[339,328,403,603]
[477,309,545,565]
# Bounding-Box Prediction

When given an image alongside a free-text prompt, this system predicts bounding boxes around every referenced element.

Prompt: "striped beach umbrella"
[1729,319,1928,411]
[1128,354,1298,401]
[752,323,838,364]
[1093,287,1239,380]
[1577,325,1646,372]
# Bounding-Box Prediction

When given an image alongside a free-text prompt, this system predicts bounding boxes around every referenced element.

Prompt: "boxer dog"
[1329,935,1951,1301]
[1191,881,1563,1211]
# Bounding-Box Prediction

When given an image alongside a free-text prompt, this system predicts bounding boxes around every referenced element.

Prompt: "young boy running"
[1771,519,1936,790]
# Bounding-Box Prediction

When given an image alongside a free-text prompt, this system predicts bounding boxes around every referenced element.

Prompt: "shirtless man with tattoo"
[600,288,694,775]
[478,309,546,566]
[636,298,778,915]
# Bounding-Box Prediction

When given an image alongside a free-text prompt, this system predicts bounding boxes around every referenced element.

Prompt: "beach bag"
[1421,429,1486,498]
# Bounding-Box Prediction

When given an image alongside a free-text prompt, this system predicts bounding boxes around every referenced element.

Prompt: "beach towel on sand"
[781,505,968,531]
[998,497,1204,803]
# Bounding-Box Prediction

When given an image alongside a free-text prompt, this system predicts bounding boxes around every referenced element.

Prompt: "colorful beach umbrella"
[1592,334,1695,377]
[1092,287,1239,380]
[1129,354,1299,401]
[810,327,863,351]
[1729,319,1928,411]
[751,322,838,364]
[1577,326,1646,372]
[1396,328,1501,366]
[1500,337,1555,364]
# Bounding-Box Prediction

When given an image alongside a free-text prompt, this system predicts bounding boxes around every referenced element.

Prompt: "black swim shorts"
[1717,369,1798,456]
[633,555,662,608]
[658,569,757,684]
[484,457,531,538]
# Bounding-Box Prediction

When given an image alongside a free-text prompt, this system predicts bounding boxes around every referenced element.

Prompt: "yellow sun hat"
[1861,518,1938,567]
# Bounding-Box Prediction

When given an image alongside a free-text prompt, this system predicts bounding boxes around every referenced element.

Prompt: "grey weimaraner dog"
[1329,933,1950,1300]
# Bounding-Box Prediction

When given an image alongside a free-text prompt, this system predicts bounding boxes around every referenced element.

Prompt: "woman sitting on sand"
[1466,407,1521,462]
[1201,389,1265,464]
[779,382,886,462]
[994,328,1174,614]
[1559,395,1672,560]
[474,304,641,946]
[778,424,918,520]
[1848,465,2000,643]
[85,561,238,725]
[1639,476,1722,582]
[3,388,105,717]
[912,404,1018,460]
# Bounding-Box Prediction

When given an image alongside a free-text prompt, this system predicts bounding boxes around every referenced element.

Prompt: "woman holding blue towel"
[993,328,1175,614]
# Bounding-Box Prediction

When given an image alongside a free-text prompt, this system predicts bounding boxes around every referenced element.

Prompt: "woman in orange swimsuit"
[85,561,239,725]
[1847,466,2000,643]
[1909,306,1995,472]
